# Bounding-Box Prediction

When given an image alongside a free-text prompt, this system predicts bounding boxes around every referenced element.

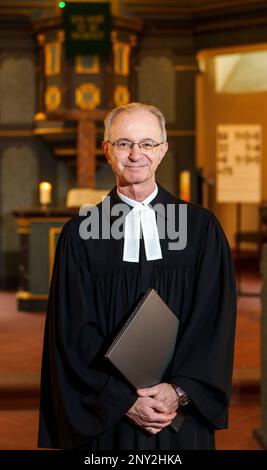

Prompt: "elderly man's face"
[103,109,168,186]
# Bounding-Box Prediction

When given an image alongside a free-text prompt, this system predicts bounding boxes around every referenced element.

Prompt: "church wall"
[196,52,267,249]
[135,31,197,200]
[1,3,267,286]
[0,19,70,288]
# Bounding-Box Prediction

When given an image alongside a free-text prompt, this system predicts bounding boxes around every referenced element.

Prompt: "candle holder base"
[40,204,51,211]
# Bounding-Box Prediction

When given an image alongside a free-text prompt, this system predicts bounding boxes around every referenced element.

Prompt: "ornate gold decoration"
[113,42,130,76]
[44,42,61,76]
[75,83,100,110]
[114,85,130,107]
[75,55,100,74]
[45,86,61,111]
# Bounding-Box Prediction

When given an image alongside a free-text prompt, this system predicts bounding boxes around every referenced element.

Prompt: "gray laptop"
[105,288,179,389]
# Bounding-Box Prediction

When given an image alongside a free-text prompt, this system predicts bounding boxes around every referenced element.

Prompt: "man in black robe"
[38,103,236,450]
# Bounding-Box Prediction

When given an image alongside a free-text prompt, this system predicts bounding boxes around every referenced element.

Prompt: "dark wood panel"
[125,0,267,16]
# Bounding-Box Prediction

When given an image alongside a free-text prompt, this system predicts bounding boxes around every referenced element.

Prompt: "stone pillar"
[173,59,198,202]
[36,34,45,115]
[77,119,96,188]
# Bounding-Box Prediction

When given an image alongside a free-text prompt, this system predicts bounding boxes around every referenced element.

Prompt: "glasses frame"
[106,139,165,154]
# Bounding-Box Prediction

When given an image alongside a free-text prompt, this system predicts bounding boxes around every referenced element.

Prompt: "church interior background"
[0,0,267,450]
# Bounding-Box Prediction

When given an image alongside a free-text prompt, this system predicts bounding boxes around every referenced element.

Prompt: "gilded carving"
[113,42,130,76]
[45,86,61,111]
[75,55,100,74]
[44,42,61,76]
[75,83,100,110]
[114,85,130,106]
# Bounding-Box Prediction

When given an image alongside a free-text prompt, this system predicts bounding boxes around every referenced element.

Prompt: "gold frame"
[75,83,101,110]
[45,86,62,111]
[114,85,130,107]
[75,55,100,74]
[15,217,70,225]
[16,290,48,300]
[48,227,62,283]
[113,42,130,76]
[44,42,61,76]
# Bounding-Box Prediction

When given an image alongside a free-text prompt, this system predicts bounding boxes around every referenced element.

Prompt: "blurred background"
[0,0,267,450]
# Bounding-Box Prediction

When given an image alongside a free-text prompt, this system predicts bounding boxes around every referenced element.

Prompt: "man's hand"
[126,396,177,435]
[137,383,179,415]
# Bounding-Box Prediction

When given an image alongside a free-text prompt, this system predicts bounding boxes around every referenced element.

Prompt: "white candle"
[39,181,52,205]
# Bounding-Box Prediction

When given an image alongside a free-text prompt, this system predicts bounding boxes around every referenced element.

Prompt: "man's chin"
[123,169,150,184]
[123,176,148,185]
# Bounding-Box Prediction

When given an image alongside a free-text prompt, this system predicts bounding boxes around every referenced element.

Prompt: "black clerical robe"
[38,185,236,450]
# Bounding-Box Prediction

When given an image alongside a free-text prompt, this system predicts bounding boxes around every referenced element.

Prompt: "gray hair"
[103,102,167,142]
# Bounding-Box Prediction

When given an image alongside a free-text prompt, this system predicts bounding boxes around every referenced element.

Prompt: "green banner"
[63,2,112,58]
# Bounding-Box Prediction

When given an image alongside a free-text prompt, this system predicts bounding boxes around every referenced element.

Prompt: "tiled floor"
[0,262,264,450]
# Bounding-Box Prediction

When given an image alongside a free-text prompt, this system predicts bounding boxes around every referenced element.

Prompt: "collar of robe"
[117,185,162,263]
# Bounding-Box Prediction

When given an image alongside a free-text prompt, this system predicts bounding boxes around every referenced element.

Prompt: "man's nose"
[129,143,141,160]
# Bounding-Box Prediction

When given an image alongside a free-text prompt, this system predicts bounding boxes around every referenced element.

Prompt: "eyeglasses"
[107,139,165,155]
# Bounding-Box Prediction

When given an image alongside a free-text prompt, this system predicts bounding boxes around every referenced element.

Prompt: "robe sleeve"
[170,212,237,430]
[38,218,137,449]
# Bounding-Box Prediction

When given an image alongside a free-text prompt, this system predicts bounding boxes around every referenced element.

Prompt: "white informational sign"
[216,124,262,203]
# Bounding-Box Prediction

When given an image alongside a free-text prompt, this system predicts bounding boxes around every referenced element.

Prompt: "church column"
[173,59,198,202]
[36,34,45,115]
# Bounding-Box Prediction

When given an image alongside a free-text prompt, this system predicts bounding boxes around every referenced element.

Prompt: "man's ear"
[102,141,111,164]
[159,141,168,162]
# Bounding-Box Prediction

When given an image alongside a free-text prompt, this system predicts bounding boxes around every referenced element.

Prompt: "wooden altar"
[13,207,76,312]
